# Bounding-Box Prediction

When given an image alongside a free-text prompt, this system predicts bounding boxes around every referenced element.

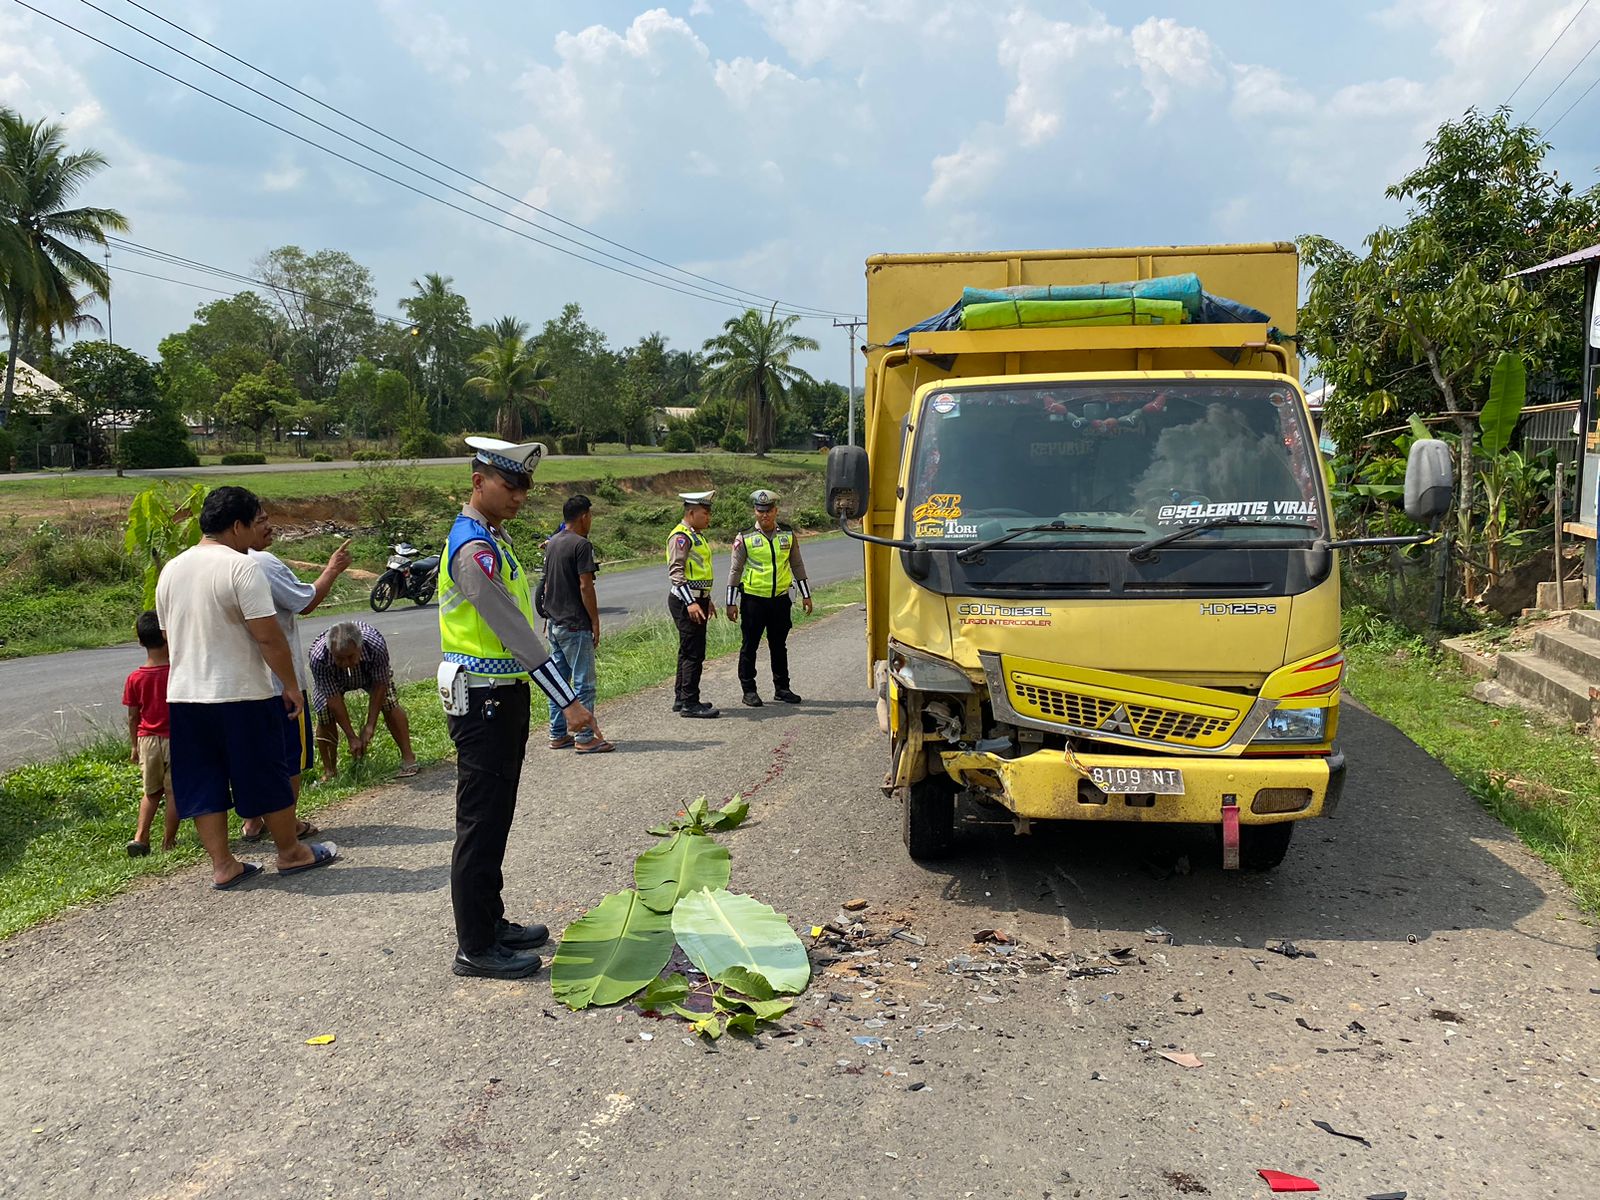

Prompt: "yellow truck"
[825,243,1452,869]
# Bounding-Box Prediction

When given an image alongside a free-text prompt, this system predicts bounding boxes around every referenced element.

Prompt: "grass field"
[0,577,866,939]
[1344,631,1600,916]
[0,452,832,660]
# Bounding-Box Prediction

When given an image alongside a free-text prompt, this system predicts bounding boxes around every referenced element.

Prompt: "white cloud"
[1130,17,1221,120]
[924,141,1003,207]
[377,0,472,85]
[740,0,922,67]
[261,162,307,193]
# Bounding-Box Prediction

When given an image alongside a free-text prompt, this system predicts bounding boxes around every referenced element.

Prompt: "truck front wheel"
[903,774,957,861]
[1238,821,1294,871]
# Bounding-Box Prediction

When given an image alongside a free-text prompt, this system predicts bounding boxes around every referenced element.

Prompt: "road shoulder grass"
[0,577,864,939]
[1345,633,1600,914]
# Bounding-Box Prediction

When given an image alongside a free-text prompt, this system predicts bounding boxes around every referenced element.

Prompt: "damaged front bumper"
[939,745,1346,825]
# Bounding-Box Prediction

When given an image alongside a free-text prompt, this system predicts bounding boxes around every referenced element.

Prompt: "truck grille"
[1007,673,1241,748]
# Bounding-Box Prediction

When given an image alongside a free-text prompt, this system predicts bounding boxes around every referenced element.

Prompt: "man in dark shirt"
[542,495,611,753]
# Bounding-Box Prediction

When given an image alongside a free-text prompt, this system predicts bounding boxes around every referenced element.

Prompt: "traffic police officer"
[726,488,812,706]
[666,491,719,718]
[438,436,596,980]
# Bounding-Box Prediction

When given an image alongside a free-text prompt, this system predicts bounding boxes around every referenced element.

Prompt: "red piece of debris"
[1258,1170,1320,1192]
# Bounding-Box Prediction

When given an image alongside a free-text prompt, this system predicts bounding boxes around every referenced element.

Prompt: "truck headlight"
[1252,707,1328,743]
[887,643,973,694]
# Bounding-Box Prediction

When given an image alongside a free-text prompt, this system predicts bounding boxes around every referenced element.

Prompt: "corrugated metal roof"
[1510,242,1600,276]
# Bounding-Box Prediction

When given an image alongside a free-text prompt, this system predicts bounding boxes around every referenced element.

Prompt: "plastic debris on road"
[1266,940,1317,959]
[1144,925,1174,944]
[1257,1169,1320,1192]
[1311,1119,1372,1149]
[305,1034,336,1045]
[1157,1049,1204,1069]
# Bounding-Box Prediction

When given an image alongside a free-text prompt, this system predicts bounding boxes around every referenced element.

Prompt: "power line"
[12,0,847,320]
[1545,65,1600,131]
[1505,0,1590,104]
[118,0,853,319]
[69,0,848,320]
[1528,27,1600,119]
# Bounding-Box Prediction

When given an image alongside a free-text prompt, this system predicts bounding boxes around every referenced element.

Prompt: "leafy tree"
[0,109,127,426]
[538,303,618,448]
[156,333,221,426]
[119,403,197,469]
[400,273,473,424]
[617,332,670,450]
[1299,107,1600,588]
[467,322,555,442]
[700,305,820,456]
[218,361,298,450]
[182,291,286,386]
[62,340,160,463]
[254,246,378,400]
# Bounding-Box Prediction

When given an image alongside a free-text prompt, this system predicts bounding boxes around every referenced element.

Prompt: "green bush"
[593,478,626,503]
[118,409,198,469]
[719,430,747,454]
[793,507,828,529]
[0,427,14,472]
[219,452,266,466]
[663,429,695,453]
[312,452,333,462]
[556,434,589,456]
[398,428,450,459]
[351,449,389,462]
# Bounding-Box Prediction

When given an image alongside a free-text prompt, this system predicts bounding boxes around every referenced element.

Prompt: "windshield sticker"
[913,493,964,536]
[1157,500,1319,526]
[929,393,959,417]
[1030,440,1093,459]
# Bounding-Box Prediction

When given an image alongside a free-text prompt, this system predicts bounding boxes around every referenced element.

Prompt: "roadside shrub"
[352,449,390,462]
[312,452,333,462]
[663,429,694,453]
[793,507,828,529]
[593,478,626,503]
[719,430,747,454]
[220,452,266,466]
[0,427,15,472]
[398,428,450,459]
[118,409,198,469]
[27,529,134,588]
[556,434,589,456]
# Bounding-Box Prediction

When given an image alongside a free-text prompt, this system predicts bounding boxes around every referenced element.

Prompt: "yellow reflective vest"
[439,513,534,678]
[739,527,795,598]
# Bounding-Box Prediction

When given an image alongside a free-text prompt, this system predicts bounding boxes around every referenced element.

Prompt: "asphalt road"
[2,607,1597,1198]
[1,453,694,482]
[0,536,864,771]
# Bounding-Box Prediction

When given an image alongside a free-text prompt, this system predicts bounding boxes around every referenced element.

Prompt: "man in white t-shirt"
[242,520,352,841]
[155,486,341,890]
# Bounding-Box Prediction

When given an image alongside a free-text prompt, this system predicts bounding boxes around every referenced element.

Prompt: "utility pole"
[832,317,865,446]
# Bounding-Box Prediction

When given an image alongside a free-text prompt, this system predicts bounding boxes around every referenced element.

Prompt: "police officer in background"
[726,488,812,707]
[438,436,596,980]
[666,491,718,719]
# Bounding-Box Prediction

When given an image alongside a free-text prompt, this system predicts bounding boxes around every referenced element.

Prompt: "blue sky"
[3,0,1598,382]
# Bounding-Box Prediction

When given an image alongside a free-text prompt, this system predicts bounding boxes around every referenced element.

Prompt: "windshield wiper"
[1127,517,1317,562]
[956,520,1145,562]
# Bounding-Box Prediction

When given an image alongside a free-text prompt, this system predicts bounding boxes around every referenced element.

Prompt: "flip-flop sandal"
[241,826,266,843]
[213,861,264,890]
[296,820,320,839]
[574,739,615,754]
[548,736,575,750]
[278,841,340,877]
[397,763,420,778]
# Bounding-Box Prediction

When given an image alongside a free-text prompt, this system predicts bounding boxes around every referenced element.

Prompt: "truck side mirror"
[1403,438,1454,525]
[826,445,871,520]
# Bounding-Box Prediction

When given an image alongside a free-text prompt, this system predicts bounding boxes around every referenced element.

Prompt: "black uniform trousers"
[668,593,708,705]
[738,592,793,692]
[447,681,530,954]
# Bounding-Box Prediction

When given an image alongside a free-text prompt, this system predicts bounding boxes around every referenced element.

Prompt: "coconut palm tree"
[700,304,820,456]
[466,322,555,442]
[399,271,472,421]
[0,110,128,426]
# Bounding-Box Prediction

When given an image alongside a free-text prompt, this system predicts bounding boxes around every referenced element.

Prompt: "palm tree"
[1,110,128,426]
[700,304,820,456]
[399,272,472,421]
[466,323,555,442]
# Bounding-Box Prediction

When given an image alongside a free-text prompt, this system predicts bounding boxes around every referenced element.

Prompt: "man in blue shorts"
[155,486,341,889]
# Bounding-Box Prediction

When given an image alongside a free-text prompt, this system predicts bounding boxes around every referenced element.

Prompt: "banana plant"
[124,481,208,609]
[1476,351,1528,581]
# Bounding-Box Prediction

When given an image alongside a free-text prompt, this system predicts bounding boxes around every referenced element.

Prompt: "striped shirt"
[308,622,392,715]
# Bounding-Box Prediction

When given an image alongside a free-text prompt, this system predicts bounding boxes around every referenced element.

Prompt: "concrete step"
[1495,650,1597,725]
[1569,609,1600,641]
[1533,627,1600,680]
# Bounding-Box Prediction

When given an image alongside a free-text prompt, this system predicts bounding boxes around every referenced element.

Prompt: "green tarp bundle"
[959,296,1188,330]
[961,273,1203,319]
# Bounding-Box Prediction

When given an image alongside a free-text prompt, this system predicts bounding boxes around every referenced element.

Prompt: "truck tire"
[903,774,957,861]
[1239,821,1294,871]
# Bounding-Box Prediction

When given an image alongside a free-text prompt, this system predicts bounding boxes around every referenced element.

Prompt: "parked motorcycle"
[369,543,440,611]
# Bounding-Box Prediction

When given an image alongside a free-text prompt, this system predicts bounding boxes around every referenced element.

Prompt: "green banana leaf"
[550,889,674,1009]
[671,888,811,995]
[634,832,731,914]
[636,973,690,1011]
[1480,351,1526,456]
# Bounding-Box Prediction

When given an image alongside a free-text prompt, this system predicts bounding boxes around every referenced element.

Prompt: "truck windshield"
[906,380,1324,546]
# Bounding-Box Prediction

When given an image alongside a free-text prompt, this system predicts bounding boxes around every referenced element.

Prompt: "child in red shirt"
[123,611,178,856]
